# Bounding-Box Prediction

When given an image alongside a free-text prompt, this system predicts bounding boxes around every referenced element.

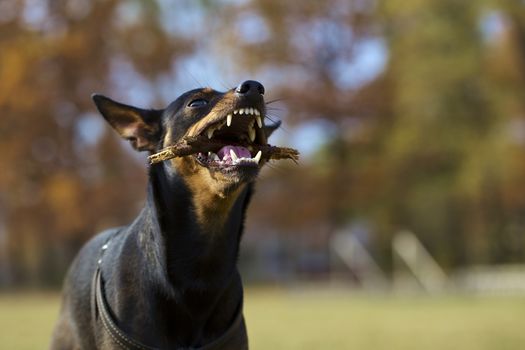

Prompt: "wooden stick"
[148,136,299,165]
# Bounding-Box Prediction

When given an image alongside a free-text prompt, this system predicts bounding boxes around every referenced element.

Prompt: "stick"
[148,136,299,165]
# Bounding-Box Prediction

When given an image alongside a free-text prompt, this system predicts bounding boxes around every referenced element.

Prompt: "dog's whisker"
[265,97,287,105]
[265,113,292,134]
[265,106,284,112]
[264,114,279,123]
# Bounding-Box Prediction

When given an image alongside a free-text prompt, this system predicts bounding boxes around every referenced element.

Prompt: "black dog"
[50,81,297,349]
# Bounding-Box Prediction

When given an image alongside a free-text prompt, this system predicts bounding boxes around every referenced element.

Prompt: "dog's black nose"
[236,80,265,96]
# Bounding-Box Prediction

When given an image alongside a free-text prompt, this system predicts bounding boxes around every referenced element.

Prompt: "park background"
[1,0,525,349]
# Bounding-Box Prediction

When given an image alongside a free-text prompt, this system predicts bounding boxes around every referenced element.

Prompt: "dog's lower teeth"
[254,150,262,164]
[227,151,263,166]
[229,149,238,162]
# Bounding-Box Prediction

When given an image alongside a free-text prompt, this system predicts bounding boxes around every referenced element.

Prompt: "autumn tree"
[0,0,194,286]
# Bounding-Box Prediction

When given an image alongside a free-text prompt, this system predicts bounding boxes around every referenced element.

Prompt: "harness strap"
[92,237,245,350]
[95,266,155,350]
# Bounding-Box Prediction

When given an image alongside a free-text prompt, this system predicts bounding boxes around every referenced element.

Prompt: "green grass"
[0,292,60,350]
[1,289,524,350]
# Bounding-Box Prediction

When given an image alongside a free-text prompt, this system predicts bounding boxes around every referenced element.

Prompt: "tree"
[0,0,194,286]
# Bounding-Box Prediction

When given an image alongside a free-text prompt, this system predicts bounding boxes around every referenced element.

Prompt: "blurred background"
[1,0,525,349]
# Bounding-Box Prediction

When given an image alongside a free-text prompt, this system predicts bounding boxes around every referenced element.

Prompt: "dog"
[49,80,298,349]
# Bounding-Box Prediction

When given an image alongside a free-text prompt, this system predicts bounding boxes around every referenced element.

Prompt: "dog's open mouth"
[194,107,265,169]
[148,107,299,167]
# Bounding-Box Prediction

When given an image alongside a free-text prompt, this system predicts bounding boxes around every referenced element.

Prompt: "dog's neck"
[102,162,249,347]
[148,163,250,288]
[121,162,250,345]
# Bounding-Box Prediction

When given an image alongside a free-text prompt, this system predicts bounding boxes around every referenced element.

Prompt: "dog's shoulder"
[51,227,124,349]
[66,227,123,288]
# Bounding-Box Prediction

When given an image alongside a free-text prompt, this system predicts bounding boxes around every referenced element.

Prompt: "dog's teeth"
[229,149,238,162]
[256,116,263,128]
[250,108,255,115]
[227,114,232,127]
[254,150,262,164]
[249,127,256,142]
[254,109,260,116]
[213,153,220,161]
[234,110,239,115]
[207,128,214,139]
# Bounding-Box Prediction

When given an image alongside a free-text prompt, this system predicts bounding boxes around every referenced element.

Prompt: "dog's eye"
[188,99,208,108]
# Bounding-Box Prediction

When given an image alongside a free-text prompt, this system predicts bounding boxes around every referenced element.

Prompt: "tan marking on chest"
[171,158,244,233]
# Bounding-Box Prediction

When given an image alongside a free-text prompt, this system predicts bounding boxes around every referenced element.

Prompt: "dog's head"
[93,81,284,195]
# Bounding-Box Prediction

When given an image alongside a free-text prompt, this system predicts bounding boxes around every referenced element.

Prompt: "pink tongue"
[217,145,251,161]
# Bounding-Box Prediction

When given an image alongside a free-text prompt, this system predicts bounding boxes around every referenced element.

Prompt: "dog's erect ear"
[264,120,281,139]
[92,94,162,152]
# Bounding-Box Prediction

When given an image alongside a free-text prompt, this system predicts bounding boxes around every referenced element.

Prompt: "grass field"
[0,288,524,350]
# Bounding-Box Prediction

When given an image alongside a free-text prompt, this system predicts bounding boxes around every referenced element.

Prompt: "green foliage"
[241,0,525,269]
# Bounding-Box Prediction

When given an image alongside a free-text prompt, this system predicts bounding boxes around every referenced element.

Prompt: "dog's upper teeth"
[227,114,233,127]
[254,150,262,164]
[232,108,260,116]
[249,126,256,142]
[229,149,238,161]
[256,116,263,128]
[207,128,214,139]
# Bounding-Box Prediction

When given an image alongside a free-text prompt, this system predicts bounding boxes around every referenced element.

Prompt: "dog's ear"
[92,94,162,152]
[264,120,281,139]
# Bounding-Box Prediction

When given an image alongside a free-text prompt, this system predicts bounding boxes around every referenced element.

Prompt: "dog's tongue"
[217,145,251,161]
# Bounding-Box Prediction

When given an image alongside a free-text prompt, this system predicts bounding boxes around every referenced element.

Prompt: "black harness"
[91,236,245,350]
